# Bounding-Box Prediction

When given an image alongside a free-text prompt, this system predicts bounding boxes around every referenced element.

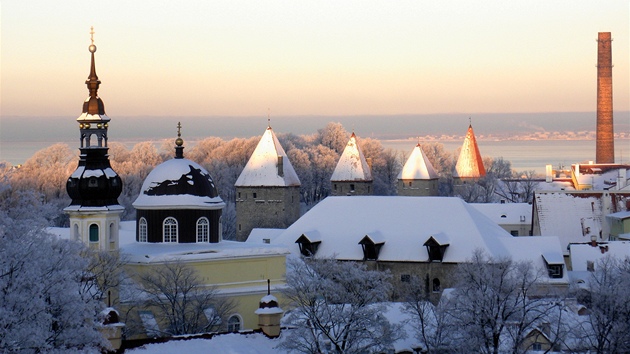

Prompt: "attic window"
[295,235,321,257]
[423,236,449,262]
[358,235,385,261]
[547,265,563,279]
[542,252,564,279]
[501,214,507,218]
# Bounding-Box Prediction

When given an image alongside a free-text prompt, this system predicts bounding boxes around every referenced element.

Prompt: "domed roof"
[133,158,225,210]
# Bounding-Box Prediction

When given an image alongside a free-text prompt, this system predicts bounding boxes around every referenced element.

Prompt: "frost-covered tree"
[280,257,403,354]
[568,256,630,353]
[448,250,556,354]
[133,260,235,336]
[317,122,349,155]
[0,217,108,352]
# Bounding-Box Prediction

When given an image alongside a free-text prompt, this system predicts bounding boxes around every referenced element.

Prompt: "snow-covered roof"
[569,241,630,272]
[246,228,285,244]
[330,133,373,182]
[607,210,630,220]
[453,125,485,178]
[270,196,564,269]
[235,127,300,187]
[398,143,438,180]
[470,203,532,225]
[133,158,225,210]
[533,191,605,253]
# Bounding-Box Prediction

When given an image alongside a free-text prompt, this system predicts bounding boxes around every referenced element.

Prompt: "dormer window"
[542,252,564,279]
[359,234,385,261]
[295,233,321,257]
[423,235,450,262]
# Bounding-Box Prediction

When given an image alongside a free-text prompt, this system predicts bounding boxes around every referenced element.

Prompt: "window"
[227,315,242,332]
[432,278,441,292]
[408,181,412,187]
[109,223,115,243]
[350,184,355,192]
[532,342,542,351]
[253,192,257,199]
[587,261,594,272]
[295,235,321,257]
[163,217,178,243]
[197,217,209,243]
[424,236,449,262]
[510,230,519,236]
[73,224,80,241]
[238,192,241,199]
[400,274,411,283]
[358,235,384,261]
[334,184,337,191]
[547,264,563,279]
[89,224,99,242]
[139,217,148,242]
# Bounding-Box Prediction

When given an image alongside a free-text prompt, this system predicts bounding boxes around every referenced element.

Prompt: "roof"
[533,191,606,253]
[235,127,300,187]
[453,124,486,178]
[330,133,373,182]
[133,158,225,210]
[470,203,532,225]
[269,196,565,272]
[569,241,630,272]
[398,143,438,180]
[49,221,290,264]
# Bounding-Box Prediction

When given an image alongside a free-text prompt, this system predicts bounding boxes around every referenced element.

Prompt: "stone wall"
[235,186,300,241]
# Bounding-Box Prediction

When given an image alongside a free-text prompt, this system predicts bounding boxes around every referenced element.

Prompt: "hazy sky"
[2,1,628,117]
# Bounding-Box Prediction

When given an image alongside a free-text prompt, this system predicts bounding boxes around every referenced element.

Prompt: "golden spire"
[83,26,105,116]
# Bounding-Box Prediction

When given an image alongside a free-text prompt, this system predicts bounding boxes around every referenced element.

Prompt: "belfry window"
[197,217,209,243]
[138,217,148,242]
[89,224,99,242]
[163,217,178,243]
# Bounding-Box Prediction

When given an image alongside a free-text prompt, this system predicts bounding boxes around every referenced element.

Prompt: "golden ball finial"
[175,122,184,146]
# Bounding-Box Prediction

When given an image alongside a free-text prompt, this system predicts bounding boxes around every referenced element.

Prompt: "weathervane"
[267,108,271,127]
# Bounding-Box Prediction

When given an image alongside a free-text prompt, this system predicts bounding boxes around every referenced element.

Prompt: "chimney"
[596,32,614,163]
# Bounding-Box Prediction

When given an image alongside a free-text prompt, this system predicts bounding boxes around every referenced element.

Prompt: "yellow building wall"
[122,254,287,336]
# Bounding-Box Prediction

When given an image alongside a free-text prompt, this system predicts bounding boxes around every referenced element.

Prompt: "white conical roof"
[398,143,438,180]
[454,125,486,178]
[331,133,373,182]
[235,127,301,187]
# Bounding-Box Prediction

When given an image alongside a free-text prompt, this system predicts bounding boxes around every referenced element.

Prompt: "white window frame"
[163,217,178,243]
[196,217,209,243]
[139,217,148,242]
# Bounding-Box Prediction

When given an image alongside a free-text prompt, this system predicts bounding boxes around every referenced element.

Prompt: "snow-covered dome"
[133,158,225,210]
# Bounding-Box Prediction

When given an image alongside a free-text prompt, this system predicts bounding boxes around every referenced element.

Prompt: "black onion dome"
[133,158,224,210]
[66,150,122,207]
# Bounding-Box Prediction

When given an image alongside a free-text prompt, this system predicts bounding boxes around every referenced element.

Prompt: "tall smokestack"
[596,32,614,163]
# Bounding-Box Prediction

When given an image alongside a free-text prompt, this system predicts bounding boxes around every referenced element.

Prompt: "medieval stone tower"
[234,125,301,241]
[397,143,439,196]
[596,32,614,164]
[330,132,373,196]
[453,123,486,182]
[65,29,124,251]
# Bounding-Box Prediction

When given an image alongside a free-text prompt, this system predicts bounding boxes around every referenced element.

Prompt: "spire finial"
[89,26,97,53]
[469,117,472,126]
[267,108,271,128]
[175,122,184,158]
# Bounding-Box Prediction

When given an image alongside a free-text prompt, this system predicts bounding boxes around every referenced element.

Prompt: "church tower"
[65,28,123,251]
[397,143,439,196]
[330,132,373,196]
[234,124,301,241]
[453,123,486,181]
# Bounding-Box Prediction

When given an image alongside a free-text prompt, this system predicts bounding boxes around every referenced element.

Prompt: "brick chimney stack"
[596,32,614,163]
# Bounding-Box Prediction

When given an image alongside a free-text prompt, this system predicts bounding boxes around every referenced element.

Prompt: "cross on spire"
[90,26,95,45]
[177,122,182,137]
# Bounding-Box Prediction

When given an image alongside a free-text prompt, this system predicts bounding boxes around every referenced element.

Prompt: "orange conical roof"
[454,124,486,178]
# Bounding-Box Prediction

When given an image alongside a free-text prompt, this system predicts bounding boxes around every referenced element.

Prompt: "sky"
[1,0,628,118]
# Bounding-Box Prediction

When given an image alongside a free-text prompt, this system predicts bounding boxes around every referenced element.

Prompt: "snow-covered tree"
[568,255,630,353]
[133,260,235,336]
[447,250,557,354]
[317,122,349,155]
[279,257,403,354]
[0,217,108,352]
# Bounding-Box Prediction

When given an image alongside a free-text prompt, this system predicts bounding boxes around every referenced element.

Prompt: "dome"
[133,158,225,210]
[66,150,122,208]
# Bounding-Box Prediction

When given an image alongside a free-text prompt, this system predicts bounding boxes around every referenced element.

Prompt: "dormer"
[358,233,385,260]
[295,232,322,257]
[423,234,450,262]
[542,252,564,279]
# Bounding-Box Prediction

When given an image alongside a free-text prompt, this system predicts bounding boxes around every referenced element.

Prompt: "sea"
[1,114,628,175]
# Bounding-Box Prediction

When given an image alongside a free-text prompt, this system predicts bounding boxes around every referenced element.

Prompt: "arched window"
[163,217,178,243]
[196,217,209,243]
[139,217,148,242]
[432,278,441,292]
[89,224,99,242]
[227,315,242,333]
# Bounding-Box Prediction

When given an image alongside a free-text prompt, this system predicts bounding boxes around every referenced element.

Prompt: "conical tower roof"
[398,143,438,180]
[331,132,373,182]
[454,124,486,178]
[235,126,300,187]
